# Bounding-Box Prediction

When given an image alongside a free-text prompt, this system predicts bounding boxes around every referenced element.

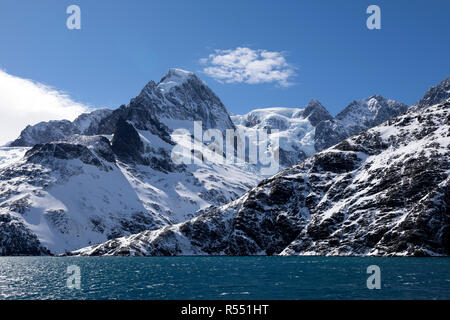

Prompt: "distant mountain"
[71,101,450,257]
[302,98,334,125]
[9,70,413,170]
[336,95,409,137]
[1,73,449,256]
[232,106,312,168]
[232,96,408,167]
[9,109,113,147]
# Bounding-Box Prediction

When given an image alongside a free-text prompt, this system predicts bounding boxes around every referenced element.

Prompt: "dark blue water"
[0,257,448,300]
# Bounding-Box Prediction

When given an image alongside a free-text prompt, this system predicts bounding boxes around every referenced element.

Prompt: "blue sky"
[0,0,449,118]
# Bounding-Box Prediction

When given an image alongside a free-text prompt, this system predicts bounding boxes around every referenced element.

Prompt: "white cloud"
[200,47,296,87]
[0,70,91,145]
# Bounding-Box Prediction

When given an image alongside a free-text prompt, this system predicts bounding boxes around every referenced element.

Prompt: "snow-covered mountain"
[8,69,412,171]
[141,68,235,132]
[1,72,449,256]
[71,101,450,257]
[231,96,408,167]
[335,95,409,137]
[9,69,235,148]
[231,99,333,167]
[0,69,259,255]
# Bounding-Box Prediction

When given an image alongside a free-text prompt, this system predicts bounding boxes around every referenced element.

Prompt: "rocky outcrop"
[412,77,450,110]
[0,213,49,256]
[111,118,145,163]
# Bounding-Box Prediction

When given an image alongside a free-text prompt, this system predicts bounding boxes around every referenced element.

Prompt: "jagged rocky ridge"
[9,109,114,147]
[9,69,235,147]
[10,78,411,170]
[335,95,409,136]
[70,102,450,256]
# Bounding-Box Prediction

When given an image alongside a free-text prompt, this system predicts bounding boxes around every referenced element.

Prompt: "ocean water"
[0,256,448,300]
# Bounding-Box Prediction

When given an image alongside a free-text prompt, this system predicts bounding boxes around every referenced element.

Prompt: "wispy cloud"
[0,70,91,145]
[200,47,296,87]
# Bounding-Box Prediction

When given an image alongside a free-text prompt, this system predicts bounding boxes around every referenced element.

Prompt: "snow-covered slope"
[231,102,320,167]
[71,102,450,257]
[0,136,256,254]
[0,147,29,169]
[126,68,235,133]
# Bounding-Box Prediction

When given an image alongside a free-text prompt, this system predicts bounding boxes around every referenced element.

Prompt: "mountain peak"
[157,68,197,93]
[133,68,234,133]
[306,98,322,106]
[303,99,333,126]
[165,68,194,78]
[336,95,408,136]
[367,94,386,101]
[305,98,326,110]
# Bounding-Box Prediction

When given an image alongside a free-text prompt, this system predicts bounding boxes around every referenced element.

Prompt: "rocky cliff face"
[70,102,449,257]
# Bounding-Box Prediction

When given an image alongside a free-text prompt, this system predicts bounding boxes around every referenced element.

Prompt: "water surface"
[0,257,448,300]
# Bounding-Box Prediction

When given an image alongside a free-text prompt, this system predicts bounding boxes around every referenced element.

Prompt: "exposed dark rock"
[303,99,333,126]
[111,118,146,163]
[0,213,49,256]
